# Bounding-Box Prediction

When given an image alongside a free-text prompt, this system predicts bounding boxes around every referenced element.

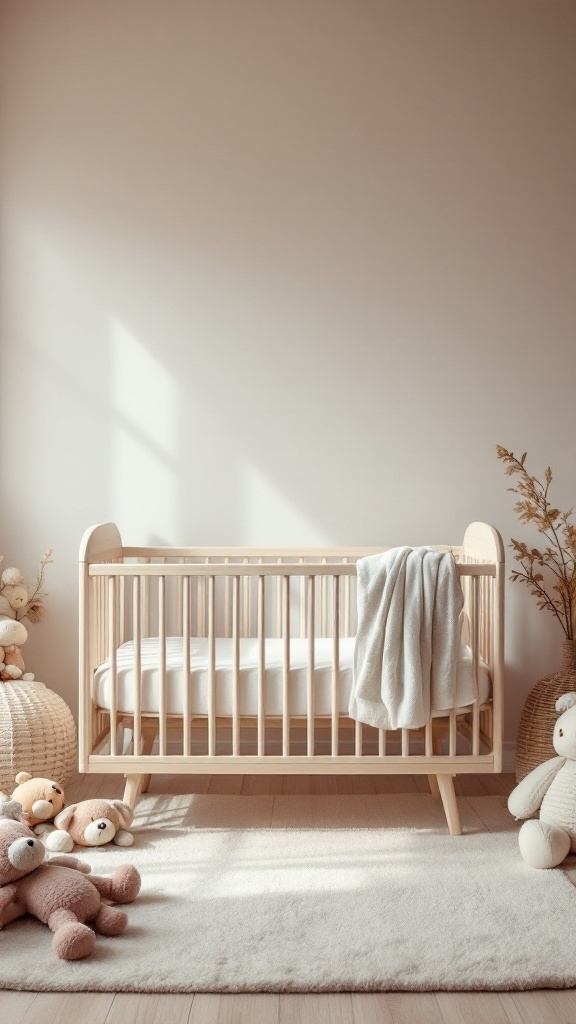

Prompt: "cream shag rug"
[2,791,576,992]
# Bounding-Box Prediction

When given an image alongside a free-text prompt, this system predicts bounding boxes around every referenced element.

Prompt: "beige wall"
[1,0,575,747]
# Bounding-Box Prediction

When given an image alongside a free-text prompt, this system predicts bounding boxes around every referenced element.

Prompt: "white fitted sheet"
[93,637,491,720]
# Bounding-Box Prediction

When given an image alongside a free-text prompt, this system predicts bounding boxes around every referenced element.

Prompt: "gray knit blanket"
[349,547,477,731]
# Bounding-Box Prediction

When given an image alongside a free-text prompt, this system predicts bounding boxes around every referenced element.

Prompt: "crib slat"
[321,557,327,637]
[196,573,203,636]
[355,721,362,757]
[472,702,480,757]
[208,575,216,756]
[119,574,125,645]
[449,709,457,756]
[283,575,290,757]
[343,558,350,637]
[158,575,167,757]
[471,575,480,692]
[108,576,118,756]
[332,575,339,757]
[297,558,305,639]
[224,559,230,638]
[182,575,191,757]
[132,576,141,760]
[102,575,107,663]
[144,565,150,637]
[243,558,249,638]
[307,575,315,757]
[197,558,208,637]
[93,576,98,666]
[257,575,265,757]
[425,719,433,757]
[176,557,184,636]
[276,558,282,637]
[232,575,240,756]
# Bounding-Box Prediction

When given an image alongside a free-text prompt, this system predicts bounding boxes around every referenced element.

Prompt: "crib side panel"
[81,547,502,775]
[79,525,123,772]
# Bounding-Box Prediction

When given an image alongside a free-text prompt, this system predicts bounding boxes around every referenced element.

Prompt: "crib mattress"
[93,637,491,720]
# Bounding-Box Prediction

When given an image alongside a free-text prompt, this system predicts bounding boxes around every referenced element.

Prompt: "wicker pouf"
[0,678,76,793]
[515,639,576,783]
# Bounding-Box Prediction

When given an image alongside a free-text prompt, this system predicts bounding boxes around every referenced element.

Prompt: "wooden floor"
[2,771,575,1024]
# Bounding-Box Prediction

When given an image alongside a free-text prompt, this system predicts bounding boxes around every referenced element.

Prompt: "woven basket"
[515,639,576,783]
[0,678,76,793]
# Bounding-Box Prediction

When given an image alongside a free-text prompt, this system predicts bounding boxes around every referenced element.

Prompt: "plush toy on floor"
[39,798,135,853]
[509,691,576,868]
[0,797,140,959]
[11,772,66,830]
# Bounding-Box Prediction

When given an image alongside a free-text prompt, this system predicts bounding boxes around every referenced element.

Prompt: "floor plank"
[480,773,516,797]
[0,991,40,1024]
[279,993,353,1024]
[282,774,312,795]
[6,992,116,1024]
[385,993,443,1024]
[454,775,489,797]
[105,993,194,1024]
[436,991,516,1023]
[507,991,565,1024]
[207,775,244,795]
[351,992,395,1023]
[188,994,221,1024]
[218,993,279,1024]
[543,990,576,1024]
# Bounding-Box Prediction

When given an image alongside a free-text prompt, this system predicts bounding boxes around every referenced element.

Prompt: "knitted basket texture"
[0,678,76,793]
[515,640,576,783]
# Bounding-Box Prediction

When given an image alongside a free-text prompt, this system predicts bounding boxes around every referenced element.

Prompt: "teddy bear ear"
[109,800,134,829]
[14,772,32,785]
[53,804,77,830]
[0,796,24,821]
[556,693,576,713]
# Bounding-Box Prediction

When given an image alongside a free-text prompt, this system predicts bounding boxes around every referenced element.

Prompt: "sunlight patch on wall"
[111,319,178,539]
[241,462,329,546]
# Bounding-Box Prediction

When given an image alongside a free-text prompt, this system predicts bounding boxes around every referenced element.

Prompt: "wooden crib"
[78,521,504,835]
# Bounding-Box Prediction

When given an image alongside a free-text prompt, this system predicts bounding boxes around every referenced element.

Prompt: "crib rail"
[79,523,504,781]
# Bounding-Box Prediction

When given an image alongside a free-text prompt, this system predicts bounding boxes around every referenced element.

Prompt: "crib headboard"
[462,522,505,564]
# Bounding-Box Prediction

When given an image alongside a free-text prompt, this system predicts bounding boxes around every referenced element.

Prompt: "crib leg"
[437,775,461,836]
[428,774,440,798]
[123,774,143,810]
[139,724,158,795]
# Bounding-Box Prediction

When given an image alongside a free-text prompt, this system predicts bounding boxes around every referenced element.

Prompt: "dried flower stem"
[496,445,576,639]
[24,549,54,607]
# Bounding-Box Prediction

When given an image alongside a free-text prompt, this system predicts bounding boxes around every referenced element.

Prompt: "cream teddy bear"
[11,772,66,828]
[0,619,34,681]
[39,799,135,853]
[508,691,576,868]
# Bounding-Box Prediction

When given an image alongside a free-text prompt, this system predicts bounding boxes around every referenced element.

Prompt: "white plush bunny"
[509,692,576,868]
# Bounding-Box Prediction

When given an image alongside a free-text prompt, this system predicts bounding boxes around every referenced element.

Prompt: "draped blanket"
[349,547,477,730]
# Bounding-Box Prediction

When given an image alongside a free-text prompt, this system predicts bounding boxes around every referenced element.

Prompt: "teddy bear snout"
[31,799,55,820]
[84,817,116,846]
[8,835,44,871]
